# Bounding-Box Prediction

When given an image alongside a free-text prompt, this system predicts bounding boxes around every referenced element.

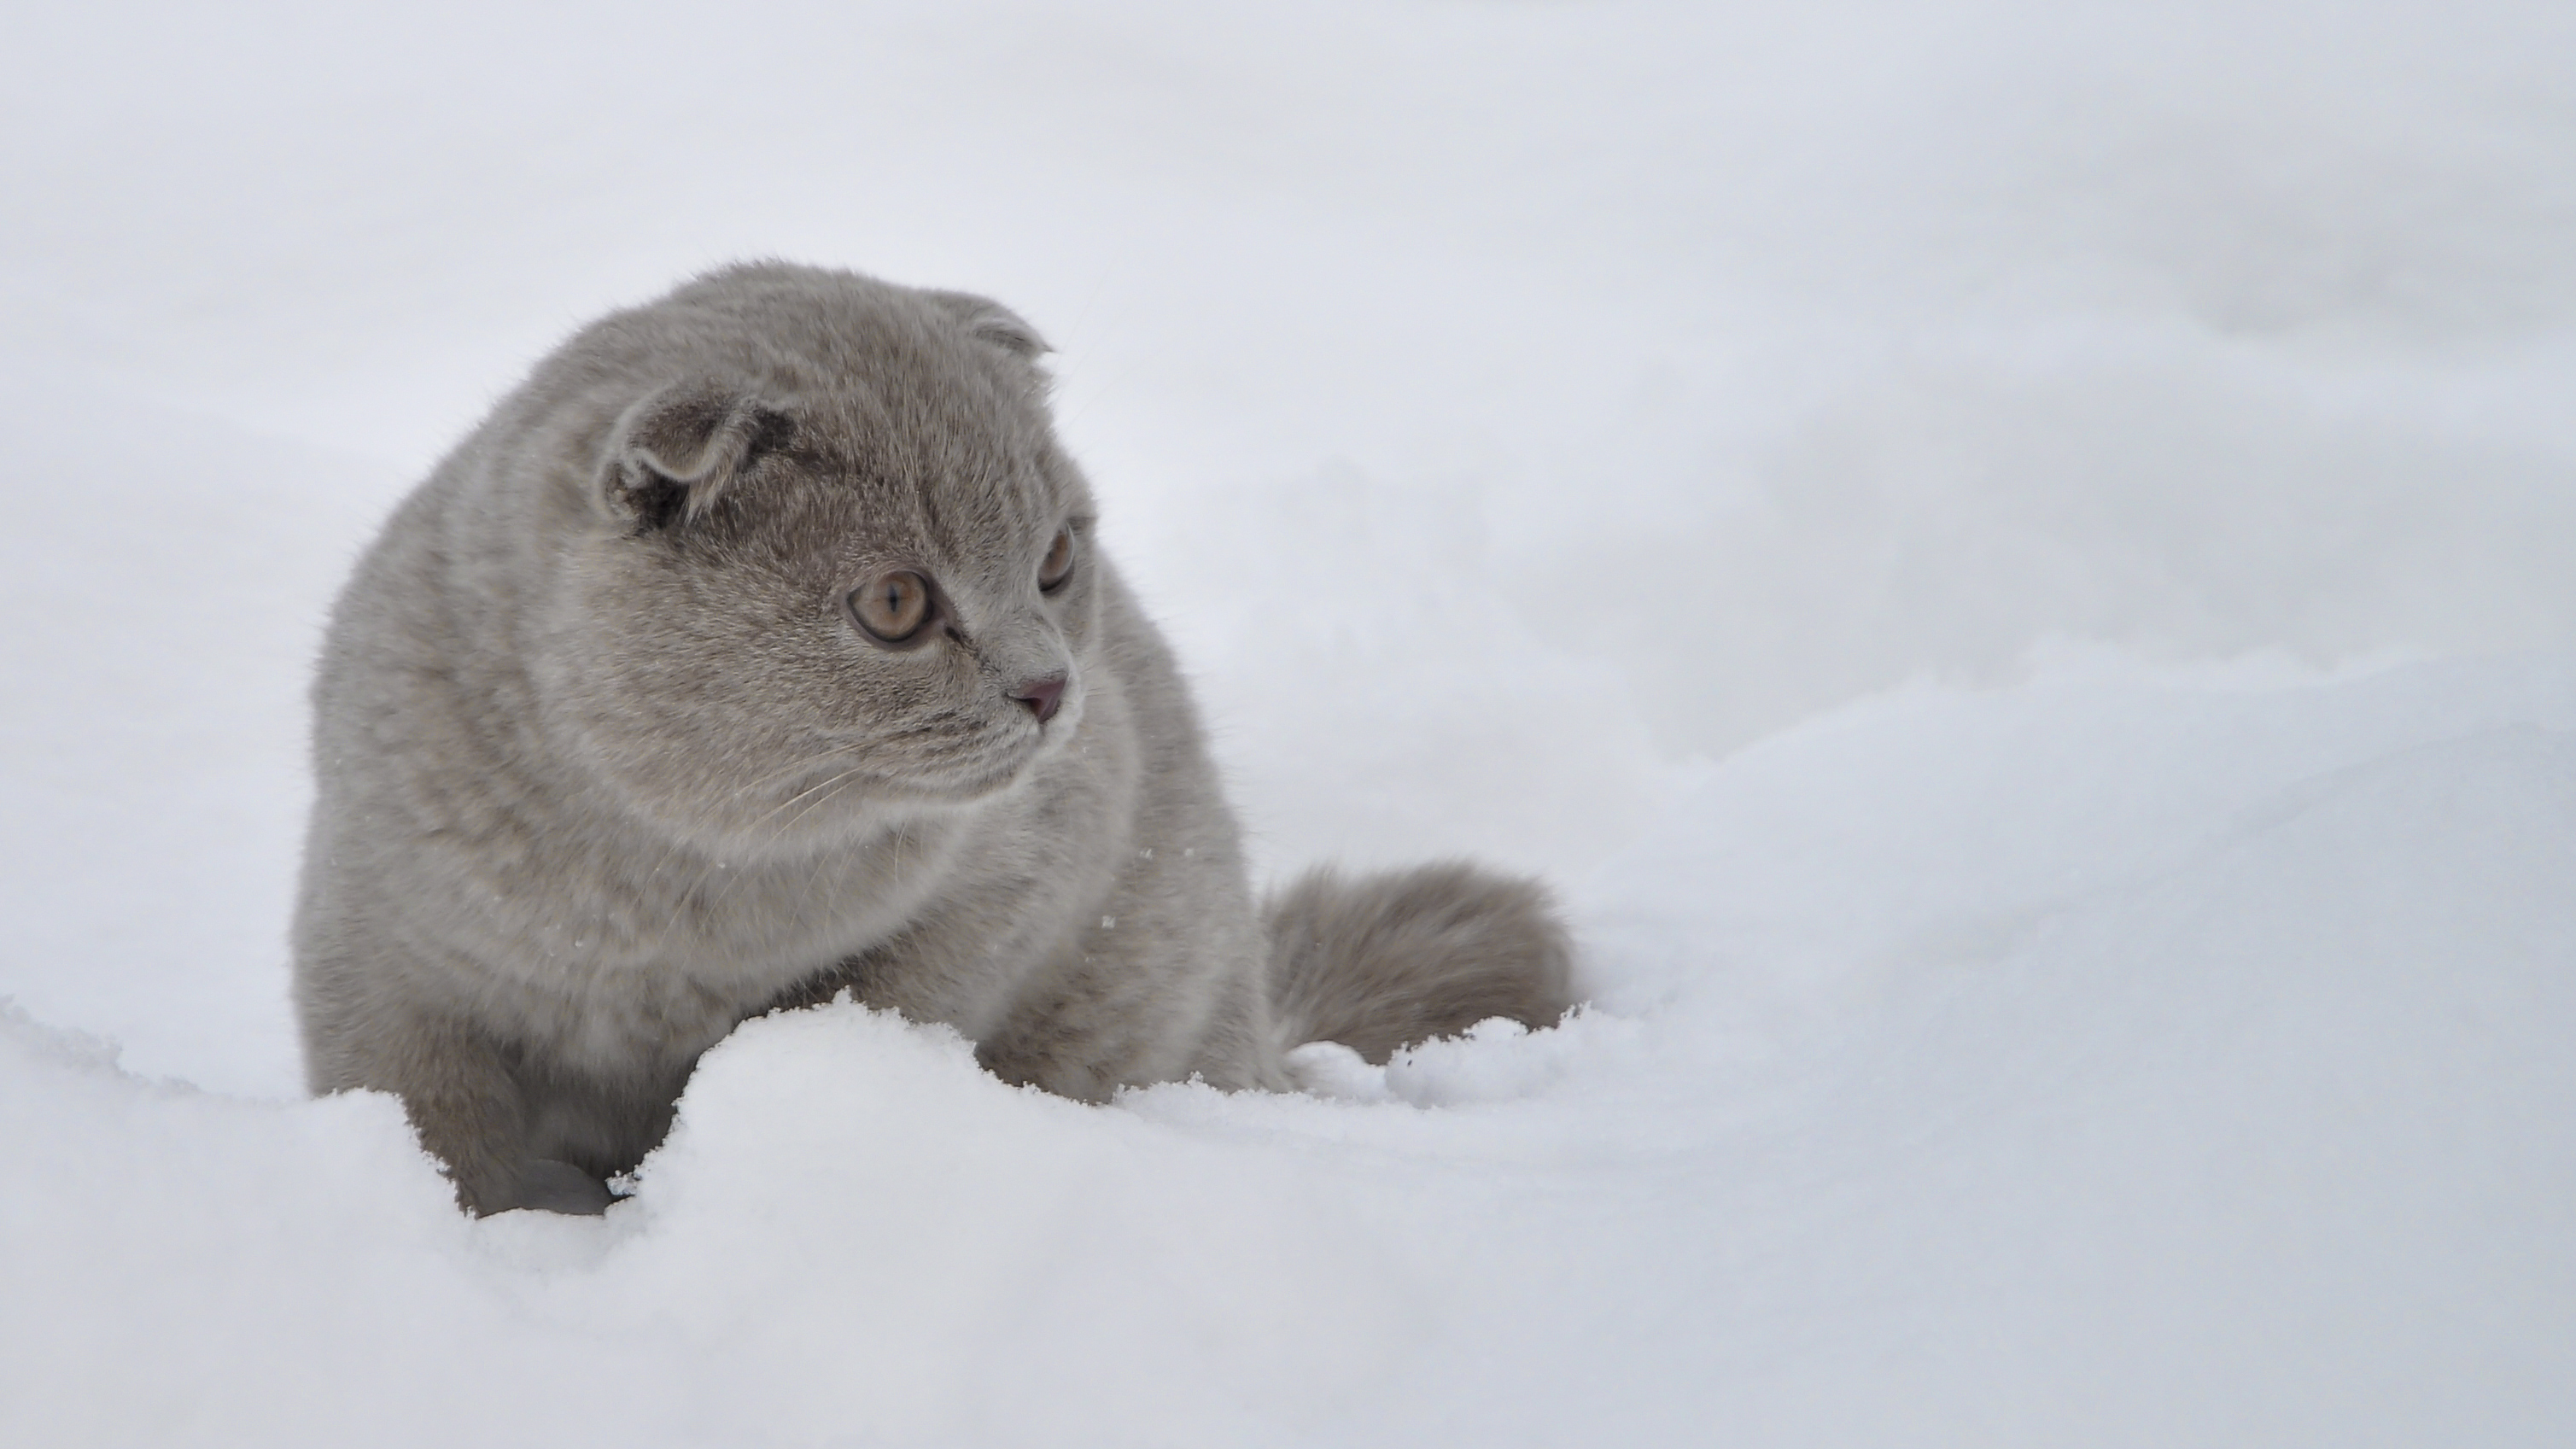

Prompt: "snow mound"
[6,654,2571,1446]
[5,0,2573,1440]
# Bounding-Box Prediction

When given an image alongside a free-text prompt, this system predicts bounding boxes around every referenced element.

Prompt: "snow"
[3,1,2572,1443]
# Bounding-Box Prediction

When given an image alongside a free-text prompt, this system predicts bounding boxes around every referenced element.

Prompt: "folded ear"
[922,290,1050,360]
[601,380,796,531]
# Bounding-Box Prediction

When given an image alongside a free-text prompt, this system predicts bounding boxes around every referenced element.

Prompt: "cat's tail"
[1263,861,1577,1063]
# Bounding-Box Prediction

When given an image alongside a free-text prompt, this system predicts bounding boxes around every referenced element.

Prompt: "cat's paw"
[1282,1040,1396,1102]
[505,1158,617,1216]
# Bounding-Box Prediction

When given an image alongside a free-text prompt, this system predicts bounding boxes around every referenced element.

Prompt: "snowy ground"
[3,2,2573,1444]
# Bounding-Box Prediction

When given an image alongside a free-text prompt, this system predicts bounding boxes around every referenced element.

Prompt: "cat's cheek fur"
[293,262,1574,1216]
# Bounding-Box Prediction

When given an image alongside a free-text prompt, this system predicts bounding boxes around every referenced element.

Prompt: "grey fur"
[1265,864,1574,1065]
[293,262,1573,1215]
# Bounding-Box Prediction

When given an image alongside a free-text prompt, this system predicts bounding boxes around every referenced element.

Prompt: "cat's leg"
[1171,948,1294,1092]
[308,997,612,1215]
[969,897,1287,1097]
[510,1159,617,1215]
[516,1059,682,1215]
[330,1008,544,1213]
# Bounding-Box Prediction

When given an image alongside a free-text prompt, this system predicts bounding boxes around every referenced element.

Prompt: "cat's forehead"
[808,389,1062,500]
[641,270,1086,558]
[751,390,1078,570]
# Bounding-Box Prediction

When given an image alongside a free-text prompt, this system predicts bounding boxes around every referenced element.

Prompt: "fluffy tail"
[1264,862,1576,1063]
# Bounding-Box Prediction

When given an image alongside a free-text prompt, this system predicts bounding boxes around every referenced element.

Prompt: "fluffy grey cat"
[293,262,1572,1215]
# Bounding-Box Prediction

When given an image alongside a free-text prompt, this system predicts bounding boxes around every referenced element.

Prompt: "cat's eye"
[1038,528,1076,593]
[850,570,932,643]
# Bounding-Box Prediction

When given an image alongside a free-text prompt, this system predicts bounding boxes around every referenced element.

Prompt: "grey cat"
[293,262,1573,1215]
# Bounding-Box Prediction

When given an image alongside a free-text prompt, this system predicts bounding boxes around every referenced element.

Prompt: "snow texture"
[3,2,2572,1444]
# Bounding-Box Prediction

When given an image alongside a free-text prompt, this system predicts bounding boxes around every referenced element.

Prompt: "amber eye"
[1038,528,1076,592]
[850,570,932,643]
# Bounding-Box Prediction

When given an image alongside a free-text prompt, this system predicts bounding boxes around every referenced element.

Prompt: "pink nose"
[1011,674,1066,723]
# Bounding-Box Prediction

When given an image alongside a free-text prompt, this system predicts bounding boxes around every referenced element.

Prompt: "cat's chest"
[437,720,1137,1066]
[576,815,978,985]
[441,814,975,1070]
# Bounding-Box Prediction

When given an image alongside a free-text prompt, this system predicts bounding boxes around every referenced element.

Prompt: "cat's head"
[529,269,1103,850]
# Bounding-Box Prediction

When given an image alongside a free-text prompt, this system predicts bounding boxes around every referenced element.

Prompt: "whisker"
[650,749,879,940]
[627,740,874,912]
[695,763,878,930]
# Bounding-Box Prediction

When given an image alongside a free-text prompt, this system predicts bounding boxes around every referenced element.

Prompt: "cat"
[292,261,1573,1215]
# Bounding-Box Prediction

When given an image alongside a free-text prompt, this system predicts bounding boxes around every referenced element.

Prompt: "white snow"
[3,2,2572,1443]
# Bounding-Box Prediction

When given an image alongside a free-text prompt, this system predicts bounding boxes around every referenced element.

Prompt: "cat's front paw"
[503,1158,617,1216]
[1282,1040,1396,1102]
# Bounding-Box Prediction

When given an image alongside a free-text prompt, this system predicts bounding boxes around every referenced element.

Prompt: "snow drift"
[3,0,2572,1443]
[6,655,2572,1445]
